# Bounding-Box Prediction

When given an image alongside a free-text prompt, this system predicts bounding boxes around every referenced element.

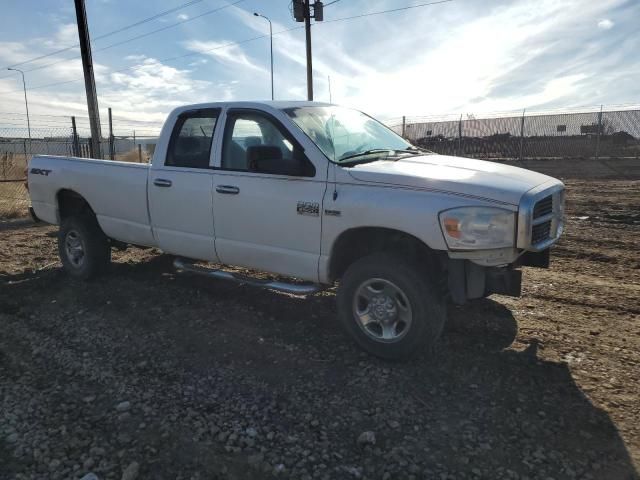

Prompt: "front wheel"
[337,253,445,360]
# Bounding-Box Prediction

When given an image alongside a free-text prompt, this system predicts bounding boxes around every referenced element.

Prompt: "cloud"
[183,40,267,73]
[597,18,614,29]
[40,23,78,49]
[177,13,189,21]
[222,0,634,117]
[0,0,638,127]
[109,57,209,96]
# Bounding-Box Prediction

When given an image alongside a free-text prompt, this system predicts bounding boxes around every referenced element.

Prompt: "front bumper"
[448,259,522,304]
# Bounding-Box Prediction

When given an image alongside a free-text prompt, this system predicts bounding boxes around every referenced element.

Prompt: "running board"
[173,258,322,295]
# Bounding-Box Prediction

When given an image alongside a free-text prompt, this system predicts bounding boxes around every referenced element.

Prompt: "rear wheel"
[58,215,111,280]
[337,253,445,360]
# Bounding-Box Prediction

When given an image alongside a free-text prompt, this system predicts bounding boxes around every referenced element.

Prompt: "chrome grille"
[532,220,552,244]
[533,195,553,219]
[517,182,565,251]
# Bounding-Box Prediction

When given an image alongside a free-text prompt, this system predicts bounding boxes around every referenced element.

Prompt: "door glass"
[222,113,296,172]
[166,111,219,168]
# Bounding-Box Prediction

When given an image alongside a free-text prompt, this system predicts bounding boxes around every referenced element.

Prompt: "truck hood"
[345,154,555,205]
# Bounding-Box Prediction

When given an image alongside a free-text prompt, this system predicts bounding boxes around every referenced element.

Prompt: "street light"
[254,12,274,101]
[7,67,32,156]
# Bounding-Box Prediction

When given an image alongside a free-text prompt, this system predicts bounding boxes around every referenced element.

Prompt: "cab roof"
[173,100,334,114]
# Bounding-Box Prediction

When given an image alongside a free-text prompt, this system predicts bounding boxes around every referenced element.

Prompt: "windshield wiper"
[338,147,431,166]
[399,146,433,154]
[339,149,395,163]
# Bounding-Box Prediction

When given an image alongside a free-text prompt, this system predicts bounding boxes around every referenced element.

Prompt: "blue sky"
[0,0,638,133]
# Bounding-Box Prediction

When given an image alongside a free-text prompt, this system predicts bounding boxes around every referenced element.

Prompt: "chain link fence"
[1,106,639,220]
[0,112,161,219]
[388,107,640,161]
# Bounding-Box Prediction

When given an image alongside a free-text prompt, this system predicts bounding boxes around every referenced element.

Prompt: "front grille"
[532,221,552,244]
[533,195,553,219]
[517,184,564,250]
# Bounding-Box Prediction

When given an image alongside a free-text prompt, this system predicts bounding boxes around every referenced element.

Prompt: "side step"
[173,258,322,295]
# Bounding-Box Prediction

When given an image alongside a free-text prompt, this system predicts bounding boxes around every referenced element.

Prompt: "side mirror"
[247,145,304,176]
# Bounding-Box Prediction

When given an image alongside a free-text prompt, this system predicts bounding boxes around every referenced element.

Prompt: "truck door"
[148,108,221,261]
[211,109,326,282]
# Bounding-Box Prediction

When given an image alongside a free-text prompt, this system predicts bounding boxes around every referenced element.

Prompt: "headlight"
[439,207,516,250]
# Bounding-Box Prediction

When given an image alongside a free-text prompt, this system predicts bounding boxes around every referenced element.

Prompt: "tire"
[337,253,445,360]
[58,215,111,280]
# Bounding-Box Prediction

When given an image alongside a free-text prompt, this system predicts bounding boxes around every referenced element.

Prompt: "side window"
[166,110,219,168]
[221,112,314,177]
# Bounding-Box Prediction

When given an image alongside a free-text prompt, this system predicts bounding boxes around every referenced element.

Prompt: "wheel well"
[328,227,445,282]
[57,189,95,221]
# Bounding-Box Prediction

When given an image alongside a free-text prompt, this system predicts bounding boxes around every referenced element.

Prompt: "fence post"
[595,105,603,161]
[71,116,80,157]
[108,107,115,160]
[457,115,462,156]
[138,143,142,163]
[23,139,28,164]
[519,108,526,161]
[401,116,406,138]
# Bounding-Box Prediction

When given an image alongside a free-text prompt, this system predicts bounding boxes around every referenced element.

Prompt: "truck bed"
[28,155,156,247]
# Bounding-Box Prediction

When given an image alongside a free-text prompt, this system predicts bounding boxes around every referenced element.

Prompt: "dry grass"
[115,148,150,163]
[0,154,29,219]
[0,182,29,219]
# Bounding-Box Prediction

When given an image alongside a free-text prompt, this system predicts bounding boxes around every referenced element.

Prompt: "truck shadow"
[101,258,640,479]
[8,257,632,479]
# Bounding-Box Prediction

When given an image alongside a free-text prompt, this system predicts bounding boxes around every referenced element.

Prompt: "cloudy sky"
[0,0,637,133]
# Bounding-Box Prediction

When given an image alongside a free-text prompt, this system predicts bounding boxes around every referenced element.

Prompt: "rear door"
[148,108,221,261]
[211,108,326,282]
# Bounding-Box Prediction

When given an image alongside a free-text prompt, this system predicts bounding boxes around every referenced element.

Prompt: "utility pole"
[74,0,102,159]
[108,107,114,160]
[304,0,313,100]
[293,1,324,101]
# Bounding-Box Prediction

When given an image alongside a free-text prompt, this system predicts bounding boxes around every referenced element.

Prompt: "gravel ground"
[0,179,639,480]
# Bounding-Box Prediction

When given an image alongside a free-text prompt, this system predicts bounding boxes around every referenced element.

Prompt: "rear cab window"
[165,109,220,169]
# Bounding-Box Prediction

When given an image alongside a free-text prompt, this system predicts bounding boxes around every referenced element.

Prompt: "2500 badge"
[296,201,319,217]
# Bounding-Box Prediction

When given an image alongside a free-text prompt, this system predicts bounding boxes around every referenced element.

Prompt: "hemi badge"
[324,209,341,217]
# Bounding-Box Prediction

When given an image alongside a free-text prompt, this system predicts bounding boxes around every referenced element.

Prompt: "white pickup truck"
[28,101,564,359]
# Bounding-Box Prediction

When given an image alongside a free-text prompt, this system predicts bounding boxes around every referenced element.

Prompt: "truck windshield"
[284,106,413,164]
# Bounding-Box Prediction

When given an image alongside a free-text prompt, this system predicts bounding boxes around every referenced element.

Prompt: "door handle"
[216,185,240,194]
[153,178,172,187]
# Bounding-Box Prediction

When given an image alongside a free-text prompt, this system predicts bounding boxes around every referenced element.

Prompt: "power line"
[0,0,453,98]
[0,0,246,81]
[91,0,247,53]
[0,31,287,97]
[322,0,453,24]
[1,0,247,78]
[0,0,207,71]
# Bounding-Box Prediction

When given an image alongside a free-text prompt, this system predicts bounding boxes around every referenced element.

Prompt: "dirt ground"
[0,179,639,480]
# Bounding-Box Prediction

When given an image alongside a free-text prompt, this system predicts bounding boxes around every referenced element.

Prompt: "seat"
[171,136,210,168]
[223,139,248,170]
